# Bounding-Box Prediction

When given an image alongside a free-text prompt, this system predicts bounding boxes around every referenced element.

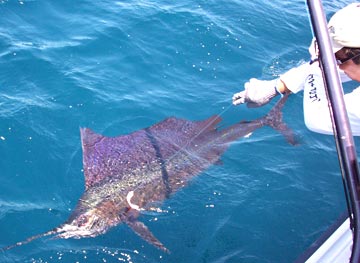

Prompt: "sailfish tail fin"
[262,93,297,145]
[219,93,297,145]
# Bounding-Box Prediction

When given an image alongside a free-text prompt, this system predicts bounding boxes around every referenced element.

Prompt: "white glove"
[232,78,279,108]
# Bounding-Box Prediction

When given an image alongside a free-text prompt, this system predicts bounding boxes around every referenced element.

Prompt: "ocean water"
[0,0,359,262]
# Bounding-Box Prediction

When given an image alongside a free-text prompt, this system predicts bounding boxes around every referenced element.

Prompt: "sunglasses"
[336,52,360,65]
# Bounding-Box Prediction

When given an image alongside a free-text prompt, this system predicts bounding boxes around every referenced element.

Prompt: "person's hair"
[342,47,360,65]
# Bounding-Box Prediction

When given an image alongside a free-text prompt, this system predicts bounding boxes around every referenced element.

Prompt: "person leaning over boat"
[232,3,360,135]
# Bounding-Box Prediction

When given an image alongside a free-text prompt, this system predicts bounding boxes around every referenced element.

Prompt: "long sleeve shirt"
[280,62,360,136]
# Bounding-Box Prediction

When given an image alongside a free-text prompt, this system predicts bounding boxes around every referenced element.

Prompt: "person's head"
[329,3,360,81]
[335,47,360,81]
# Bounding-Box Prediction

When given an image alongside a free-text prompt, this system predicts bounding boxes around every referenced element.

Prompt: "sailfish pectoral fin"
[126,219,170,253]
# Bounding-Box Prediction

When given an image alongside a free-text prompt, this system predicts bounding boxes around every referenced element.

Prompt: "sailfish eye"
[77,215,88,227]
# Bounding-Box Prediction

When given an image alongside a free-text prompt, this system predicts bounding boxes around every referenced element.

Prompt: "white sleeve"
[280,62,351,94]
[280,63,311,94]
[303,68,360,136]
[303,70,333,134]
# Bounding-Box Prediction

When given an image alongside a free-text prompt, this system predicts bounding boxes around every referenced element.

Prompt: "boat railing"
[306,1,360,262]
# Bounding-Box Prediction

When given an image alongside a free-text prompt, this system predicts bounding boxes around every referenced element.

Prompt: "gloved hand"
[232,78,280,108]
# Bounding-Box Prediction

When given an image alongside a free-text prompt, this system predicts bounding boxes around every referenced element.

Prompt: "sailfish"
[2,94,295,253]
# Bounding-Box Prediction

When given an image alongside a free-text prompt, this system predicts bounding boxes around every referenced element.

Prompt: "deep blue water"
[1,0,359,262]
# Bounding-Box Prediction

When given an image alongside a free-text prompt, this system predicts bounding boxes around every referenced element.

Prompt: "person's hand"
[232,78,280,108]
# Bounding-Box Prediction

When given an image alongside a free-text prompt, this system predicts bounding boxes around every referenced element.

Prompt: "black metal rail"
[306,0,360,262]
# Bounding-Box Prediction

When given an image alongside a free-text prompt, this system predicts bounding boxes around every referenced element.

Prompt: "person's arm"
[276,79,290,94]
[232,63,311,107]
[279,62,312,93]
[232,60,351,108]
